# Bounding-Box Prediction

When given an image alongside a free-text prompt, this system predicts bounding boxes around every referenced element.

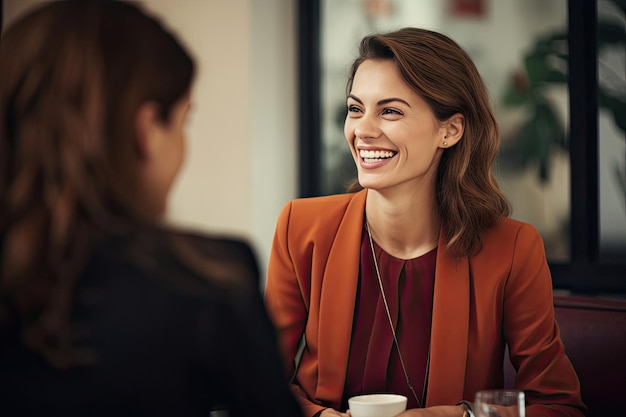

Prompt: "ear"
[134,102,162,160]
[439,113,464,149]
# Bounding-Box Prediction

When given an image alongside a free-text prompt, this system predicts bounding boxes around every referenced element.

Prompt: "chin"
[357,175,382,190]
[358,183,382,193]
[147,199,168,221]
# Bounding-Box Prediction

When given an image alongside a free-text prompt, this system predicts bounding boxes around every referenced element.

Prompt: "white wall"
[248,0,298,280]
[139,0,298,282]
[3,0,298,283]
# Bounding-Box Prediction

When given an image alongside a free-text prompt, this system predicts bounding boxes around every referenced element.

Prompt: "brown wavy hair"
[0,0,195,368]
[346,27,511,257]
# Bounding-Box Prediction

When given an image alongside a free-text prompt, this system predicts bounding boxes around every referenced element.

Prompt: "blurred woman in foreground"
[0,1,302,416]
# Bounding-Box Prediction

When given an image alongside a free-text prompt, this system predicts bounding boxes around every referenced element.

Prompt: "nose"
[352,113,381,139]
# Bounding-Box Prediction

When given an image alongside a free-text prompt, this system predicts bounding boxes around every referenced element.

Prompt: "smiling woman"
[310,0,579,266]
[264,27,586,417]
[344,59,463,215]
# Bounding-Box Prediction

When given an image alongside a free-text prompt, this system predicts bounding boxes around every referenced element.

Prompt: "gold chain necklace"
[365,220,430,409]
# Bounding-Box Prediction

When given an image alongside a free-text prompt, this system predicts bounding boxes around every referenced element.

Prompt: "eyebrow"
[347,94,411,108]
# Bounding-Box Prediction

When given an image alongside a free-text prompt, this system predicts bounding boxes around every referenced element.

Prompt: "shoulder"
[95,226,260,295]
[273,191,365,247]
[484,217,543,246]
[166,228,258,270]
[283,192,359,213]
[277,191,364,225]
[474,217,546,263]
[461,218,550,291]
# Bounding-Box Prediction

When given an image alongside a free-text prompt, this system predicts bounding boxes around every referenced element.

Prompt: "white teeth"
[359,149,395,160]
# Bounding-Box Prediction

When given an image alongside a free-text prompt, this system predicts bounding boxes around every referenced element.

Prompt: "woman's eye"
[347,105,361,113]
[382,108,402,116]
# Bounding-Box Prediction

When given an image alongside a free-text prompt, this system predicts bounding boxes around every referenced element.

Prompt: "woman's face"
[150,93,192,214]
[344,59,447,193]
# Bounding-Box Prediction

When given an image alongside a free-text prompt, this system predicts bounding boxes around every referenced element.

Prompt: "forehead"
[351,59,416,97]
[350,59,432,111]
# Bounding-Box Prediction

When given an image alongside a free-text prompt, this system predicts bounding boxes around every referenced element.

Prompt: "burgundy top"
[342,227,437,410]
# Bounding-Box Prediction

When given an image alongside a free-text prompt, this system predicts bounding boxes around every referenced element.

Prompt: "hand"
[479,404,519,417]
[320,408,349,417]
[396,405,467,416]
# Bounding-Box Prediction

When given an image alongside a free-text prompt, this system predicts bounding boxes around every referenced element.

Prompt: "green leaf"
[509,99,566,183]
[524,53,549,85]
[599,90,626,134]
[598,21,626,46]
[502,85,529,107]
[543,69,568,83]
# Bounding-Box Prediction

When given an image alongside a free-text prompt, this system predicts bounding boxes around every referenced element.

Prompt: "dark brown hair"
[346,27,510,257]
[0,0,195,367]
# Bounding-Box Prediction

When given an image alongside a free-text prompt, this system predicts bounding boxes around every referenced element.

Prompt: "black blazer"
[0,226,303,417]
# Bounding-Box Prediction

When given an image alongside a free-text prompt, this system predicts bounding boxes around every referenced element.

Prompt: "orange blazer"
[265,190,586,417]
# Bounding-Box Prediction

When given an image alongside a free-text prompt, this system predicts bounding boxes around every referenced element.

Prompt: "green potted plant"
[501,0,626,209]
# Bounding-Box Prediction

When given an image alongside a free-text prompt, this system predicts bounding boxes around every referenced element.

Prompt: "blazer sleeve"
[264,202,326,416]
[193,239,304,417]
[265,201,308,374]
[504,224,586,417]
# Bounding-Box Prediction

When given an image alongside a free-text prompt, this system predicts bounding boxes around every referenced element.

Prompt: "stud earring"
[443,142,448,147]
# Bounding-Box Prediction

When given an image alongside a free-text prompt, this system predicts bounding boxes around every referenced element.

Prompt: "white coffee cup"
[348,394,408,417]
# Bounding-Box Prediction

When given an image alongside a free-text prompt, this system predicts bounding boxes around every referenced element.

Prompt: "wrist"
[457,401,475,417]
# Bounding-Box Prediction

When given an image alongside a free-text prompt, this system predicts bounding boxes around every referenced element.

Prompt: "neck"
[365,186,440,259]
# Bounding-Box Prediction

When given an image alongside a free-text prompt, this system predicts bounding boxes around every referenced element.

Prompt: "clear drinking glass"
[474,389,525,417]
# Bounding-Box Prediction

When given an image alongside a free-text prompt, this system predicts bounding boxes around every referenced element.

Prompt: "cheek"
[344,118,355,143]
[177,139,185,168]
[178,133,187,167]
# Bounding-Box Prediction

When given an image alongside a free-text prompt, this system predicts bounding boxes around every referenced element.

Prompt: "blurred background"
[3,0,625,294]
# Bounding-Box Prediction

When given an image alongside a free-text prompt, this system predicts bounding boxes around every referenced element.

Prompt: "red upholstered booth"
[504,293,626,416]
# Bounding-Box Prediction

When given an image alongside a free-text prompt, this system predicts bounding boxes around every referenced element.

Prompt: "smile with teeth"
[359,149,397,163]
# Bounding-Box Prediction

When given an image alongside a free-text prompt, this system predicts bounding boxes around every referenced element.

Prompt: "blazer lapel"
[426,232,470,405]
[316,190,367,404]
